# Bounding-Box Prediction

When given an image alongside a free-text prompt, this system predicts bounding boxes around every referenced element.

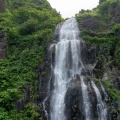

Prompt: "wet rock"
[109,3,120,23]
[24,84,30,104]
[53,22,63,42]
[80,40,89,65]
[64,75,100,120]
[0,0,6,13]
[79,17,100,31]
[16,99,23,112]
[16,85,30,111]
[87,80,98,119]
[104,67,120,90]
[88,46,96,64]
[37,56,51,102]
[103,73,109,80]
[93,60,104,79]
[113,78,120,90]
[65,75,83,120]
[109,107,119,120]
[0,31,7,59]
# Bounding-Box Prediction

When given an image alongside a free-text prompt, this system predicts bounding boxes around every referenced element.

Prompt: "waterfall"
[42,97,48,120]
[91,81,107,120]
[50,18,107,120]
[50,18,82,120]
[81,76,91,120]
[100,82,109,100]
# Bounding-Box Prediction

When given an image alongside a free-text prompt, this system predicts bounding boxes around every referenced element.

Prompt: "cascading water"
[50,18,108,120]
[50,18,82,120]
[81,76,91,120]
[91,81,108,120]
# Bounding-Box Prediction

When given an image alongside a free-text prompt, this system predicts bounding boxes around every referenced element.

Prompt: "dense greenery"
[0,0,63,119]
[76,0,120,67]
[0,0,120,119]
[76,0,120,111]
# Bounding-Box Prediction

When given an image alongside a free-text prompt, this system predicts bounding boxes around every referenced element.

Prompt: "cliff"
[0,0,120,119]
[76,0,120,116]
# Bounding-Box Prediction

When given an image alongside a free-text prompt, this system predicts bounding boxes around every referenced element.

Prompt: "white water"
[100,83,109,99]
[50,18,82,120]
[91,81,107,120]
[81,76,91,120]
[50,18,107,120]
[42,97,48,120]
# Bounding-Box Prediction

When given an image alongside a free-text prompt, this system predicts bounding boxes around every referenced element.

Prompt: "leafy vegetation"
[76,0,120,113]
[0,0,120,119]
[76,0,120,67]
[0,0,63,119]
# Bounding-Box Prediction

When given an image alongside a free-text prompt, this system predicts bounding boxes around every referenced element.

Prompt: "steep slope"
[0,0,63,119]
[76,0,120,117]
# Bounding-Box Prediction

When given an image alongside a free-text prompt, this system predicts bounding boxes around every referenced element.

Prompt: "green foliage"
[76,1,120,115]
[0,0,63,119]
[76,0,120,67]
[19,18,39,35]
[14,103,40,120]
[75,10,99,22]
[93,78,120,102]
[111,23,120,33]
[0,103,42,120]
[0,108,10,120]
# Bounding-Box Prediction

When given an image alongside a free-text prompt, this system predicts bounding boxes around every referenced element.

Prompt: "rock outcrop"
[0,0,6,13]
[0,0,7,59]
[0,31,7,59]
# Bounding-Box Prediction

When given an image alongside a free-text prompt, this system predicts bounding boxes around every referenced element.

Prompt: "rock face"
[0,0,7,58]
[79,17,100,31]
[76,2,120,90]
[0,0,6,13]
[16,85,31,112]
[45,18,108,120]
[37,17,120,119]
[109,3,120,23]
[64,75,101,120]
[37,48,53,119]
[53,22,63,42]
[64,75,82,120]
[37,55,51,102]
[0,31,7,59]
[38,21,66,104]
